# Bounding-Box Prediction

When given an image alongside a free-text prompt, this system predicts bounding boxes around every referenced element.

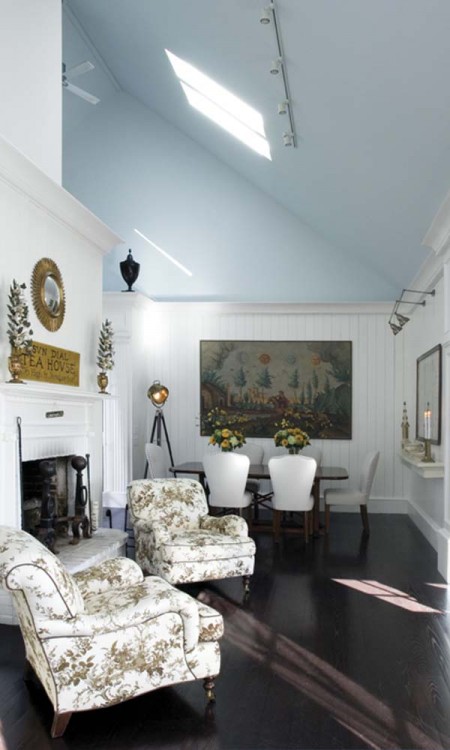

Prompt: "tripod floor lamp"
[144,381,175,478]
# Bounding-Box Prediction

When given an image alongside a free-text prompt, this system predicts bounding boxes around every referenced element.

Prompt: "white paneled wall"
[147,302,405,511]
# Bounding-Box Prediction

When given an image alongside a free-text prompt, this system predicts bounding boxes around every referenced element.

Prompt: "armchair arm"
[132,518,171,546]
[73,558,143,599]
[200,514,249,537]
[37,577,201,651]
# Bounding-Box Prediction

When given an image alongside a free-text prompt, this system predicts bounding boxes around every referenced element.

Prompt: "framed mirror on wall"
[31,257,65,332]
[416,344,442,444]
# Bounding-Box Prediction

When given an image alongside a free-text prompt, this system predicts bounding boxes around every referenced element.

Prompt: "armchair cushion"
[73,557,144,598]
[160,530,255,564]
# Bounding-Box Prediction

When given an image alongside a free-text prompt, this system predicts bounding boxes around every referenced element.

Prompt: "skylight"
[165,49,271,160]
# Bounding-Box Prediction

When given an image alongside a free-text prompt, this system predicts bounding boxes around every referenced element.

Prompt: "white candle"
[424,405,431,439]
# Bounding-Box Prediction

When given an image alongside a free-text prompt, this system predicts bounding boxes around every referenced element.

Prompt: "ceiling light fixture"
[278,100,288,115]
[260,4,274,24]
[388,288,435,335]
[260,0,297,148]
[270,57,282,75]
[165,49,271,160]
[283,131,294,146]
[134,228,193,277]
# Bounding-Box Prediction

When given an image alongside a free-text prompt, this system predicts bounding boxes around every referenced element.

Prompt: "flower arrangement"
[273,418,310,454]
[7,280,33,352]
[209,427,246,452]
[97,319,115,372]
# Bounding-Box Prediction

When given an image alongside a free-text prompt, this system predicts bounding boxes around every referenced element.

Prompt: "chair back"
[128,478,208,530]
[145,443,168,478]
[301,445,322,466]
[0,526,84,621]
[235,442,264,465]
[268,455,317,512]
[203,452,250,508]
[359,451,380,499]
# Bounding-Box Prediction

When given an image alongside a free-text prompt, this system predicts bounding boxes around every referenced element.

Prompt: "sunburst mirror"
[31,258,65,332]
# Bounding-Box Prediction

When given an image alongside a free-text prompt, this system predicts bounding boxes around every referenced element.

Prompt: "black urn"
[120,249,140,292]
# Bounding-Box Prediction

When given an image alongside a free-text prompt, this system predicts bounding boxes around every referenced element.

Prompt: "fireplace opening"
[21,455,91,550]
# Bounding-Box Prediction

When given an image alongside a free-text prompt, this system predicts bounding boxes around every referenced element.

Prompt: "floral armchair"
[0,526,223,738]
[128,478,256,594]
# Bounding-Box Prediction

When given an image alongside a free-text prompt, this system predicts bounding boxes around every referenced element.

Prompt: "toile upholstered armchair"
[0,525,223,738]
[128,478,256,594]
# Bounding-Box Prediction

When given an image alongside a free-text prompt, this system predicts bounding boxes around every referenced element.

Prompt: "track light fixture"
[260,0,297,148]
[270,57,282,75]
[260,4,274,24]
[388,288,435,335]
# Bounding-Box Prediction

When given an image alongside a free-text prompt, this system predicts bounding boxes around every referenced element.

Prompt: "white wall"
[0,136,119,391]
[140,301,405,511]
[0,0,62,183]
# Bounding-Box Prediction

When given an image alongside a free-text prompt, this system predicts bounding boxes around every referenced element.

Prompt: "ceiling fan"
[62,61,100,105]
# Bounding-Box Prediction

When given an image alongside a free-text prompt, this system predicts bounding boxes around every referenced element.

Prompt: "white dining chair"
[323,450,380,535]
[268,454,317,543]
[301,445,322,466]
[202,452,253,516]
[235,442,265,511]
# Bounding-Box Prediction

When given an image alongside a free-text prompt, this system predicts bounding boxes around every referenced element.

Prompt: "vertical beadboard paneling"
[152,303,400,506]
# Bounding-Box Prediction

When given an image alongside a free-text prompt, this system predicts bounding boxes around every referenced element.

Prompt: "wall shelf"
[400,451,444,479]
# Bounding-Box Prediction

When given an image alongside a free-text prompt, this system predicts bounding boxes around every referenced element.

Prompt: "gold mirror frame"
[31,258,65,332]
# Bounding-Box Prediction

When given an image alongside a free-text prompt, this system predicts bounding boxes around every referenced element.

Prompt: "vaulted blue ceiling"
[62,0,450,303]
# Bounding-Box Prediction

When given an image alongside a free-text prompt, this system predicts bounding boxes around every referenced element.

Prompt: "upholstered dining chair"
[268,455,317,543]
[0,525,223,739]
[323,450,380,534]
[128,477,256,594]
[202,452,253,516]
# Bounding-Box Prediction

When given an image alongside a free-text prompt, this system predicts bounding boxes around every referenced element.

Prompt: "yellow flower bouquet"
[273,420,310,454]
[209,427,246,452]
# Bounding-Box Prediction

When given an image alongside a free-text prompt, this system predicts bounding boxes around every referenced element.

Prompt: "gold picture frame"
[31,258,65,332]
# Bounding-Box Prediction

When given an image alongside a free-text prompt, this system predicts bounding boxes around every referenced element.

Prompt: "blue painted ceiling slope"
[62,0,450,303]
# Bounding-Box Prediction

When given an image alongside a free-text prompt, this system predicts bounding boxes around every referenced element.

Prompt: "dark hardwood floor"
[1,514,450,749]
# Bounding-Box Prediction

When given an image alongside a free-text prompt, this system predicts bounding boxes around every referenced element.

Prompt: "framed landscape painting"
[200,340,352,439]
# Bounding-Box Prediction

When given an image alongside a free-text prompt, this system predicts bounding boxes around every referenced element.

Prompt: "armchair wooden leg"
[51,711,72,738]
[273,509,282,543]
[203,676,217,703]
[243,575,251,596]
[360,505,370,535]
[325,504,330,533]
[105,508,112,528]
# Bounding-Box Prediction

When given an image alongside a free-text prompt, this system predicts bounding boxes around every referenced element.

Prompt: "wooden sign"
[17,341,80,387]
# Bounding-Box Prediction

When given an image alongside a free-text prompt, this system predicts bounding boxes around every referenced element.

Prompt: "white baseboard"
[408,497,450,581]
[320,497,407,514]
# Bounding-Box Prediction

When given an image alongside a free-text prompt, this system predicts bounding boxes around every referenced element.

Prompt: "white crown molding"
[148,301,393,315]
[422,188,450,257]
[0,135,123,255]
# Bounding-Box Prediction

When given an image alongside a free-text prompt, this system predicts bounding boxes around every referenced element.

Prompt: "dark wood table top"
[170,461,348,482]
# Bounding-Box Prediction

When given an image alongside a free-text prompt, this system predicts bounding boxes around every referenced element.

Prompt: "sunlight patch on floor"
[198,590,447,750]
[332,579,442,614]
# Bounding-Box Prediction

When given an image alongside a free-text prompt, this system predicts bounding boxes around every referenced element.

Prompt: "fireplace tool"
[37,459,57,553]
[70,455,92,544]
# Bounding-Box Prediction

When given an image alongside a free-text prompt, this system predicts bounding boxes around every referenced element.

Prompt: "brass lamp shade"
[147,380,169,408]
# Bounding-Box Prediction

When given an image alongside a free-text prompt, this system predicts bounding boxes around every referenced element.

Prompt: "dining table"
[169,462,349,535]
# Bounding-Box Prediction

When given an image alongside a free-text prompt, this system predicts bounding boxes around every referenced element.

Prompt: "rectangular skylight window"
[166,49,271,160]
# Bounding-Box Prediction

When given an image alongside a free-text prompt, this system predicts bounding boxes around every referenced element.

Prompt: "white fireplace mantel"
[0,383,106,529]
